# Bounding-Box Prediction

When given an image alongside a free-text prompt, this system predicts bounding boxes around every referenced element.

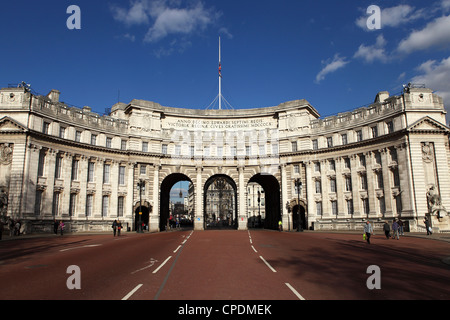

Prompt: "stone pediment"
[0,116,27,133]
[407,116,449,133]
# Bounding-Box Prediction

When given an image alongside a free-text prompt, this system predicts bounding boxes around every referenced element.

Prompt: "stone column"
[150,164,160,232]
[194,165,203,230]
[238,165,247,230]
[280,164,290,230]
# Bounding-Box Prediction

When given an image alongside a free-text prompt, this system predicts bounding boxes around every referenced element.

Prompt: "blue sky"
[1,0,450,118]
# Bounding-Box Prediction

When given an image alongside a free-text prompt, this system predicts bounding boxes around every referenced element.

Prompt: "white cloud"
[356,4,427,30]
[111,0,220,43]
[411,56,450,110]
[397,15,450,54]
[354,35,389,63]
[315,54,350,83]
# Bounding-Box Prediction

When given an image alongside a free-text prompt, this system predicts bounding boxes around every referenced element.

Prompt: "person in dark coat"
[383,221,391,239]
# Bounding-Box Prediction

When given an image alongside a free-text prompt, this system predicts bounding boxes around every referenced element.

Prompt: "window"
[103,164,110,184]
[327,137,333,148]
[371,126,378,138]
[55,155,63,179]
[345,176,352,192]
[395,195,402,214]
[43,121,50,134]
[331,200,338,215]
[315,180,321,193]
[344,158,351,169]
[140,164,147,175]
[294,165,300,174]
[69,193,77,217]
[121,140,127,150]
[272,143,278,155]
[361,174,368,190]
[119,166,126,185]
[379,196,386,214]
[59,127,66,139]
[329,160,336,171]
[314,162,320,172]
[375,152,382,165]
[392,168,400,187]
[231,146,237,157]
[52,192,60,216]
[38,150,46,177]
[86,195,93,217]
[377,171,384,189]
[390,148,398,162]
[246,146,251,156]
[204,146,210,157]
[102,195,109,217]
[259,145,265,155]
[362,198,369,215]
[88,162,95,182]
[346,199,354,215]
[91,134,97,145]
[359,155,366,167]
[118,196,124,217]
[291,141,298,152]
[356,130,363,142]
[142,142,148,152]
[330,178,336,193]
[190,146,195,157]
[316,202,322,215]
[312,139,318,150]
[106,137,112,148]
[75,130,82,142]
[217,146,223,157]
[162,144,168,154]
[175,145,181,155]
[341,134,348,145]
[386,121,394,134]
[35,190,43,216]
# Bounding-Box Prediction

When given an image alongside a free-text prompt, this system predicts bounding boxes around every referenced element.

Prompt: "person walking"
[383,221,391,239]
[59,220,65,236]
[278,220,282,232]
[392,219,400,240]
[424,217,432,235]
[112,219,118,236]
[117,220,122,236]
[398,218,404,236]
[364,221,373,244]
[53,219,59,235]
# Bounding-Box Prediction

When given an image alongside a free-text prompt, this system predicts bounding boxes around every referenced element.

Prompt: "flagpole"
[219,36,222,110]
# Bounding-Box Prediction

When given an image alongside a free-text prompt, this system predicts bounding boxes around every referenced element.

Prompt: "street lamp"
[295,178,303,232]
[137,179,145,233]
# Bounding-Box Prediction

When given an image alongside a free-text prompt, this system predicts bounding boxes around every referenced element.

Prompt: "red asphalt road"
[0,230,449,300]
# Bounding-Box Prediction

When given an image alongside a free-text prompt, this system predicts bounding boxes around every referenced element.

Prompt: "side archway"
[248,174,281,230]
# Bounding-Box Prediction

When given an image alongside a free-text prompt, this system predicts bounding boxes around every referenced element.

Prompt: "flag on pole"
[219,62,222,78]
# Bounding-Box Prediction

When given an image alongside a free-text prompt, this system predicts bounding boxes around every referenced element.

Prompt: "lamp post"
[295,178,303,232]
[137,179,145,233]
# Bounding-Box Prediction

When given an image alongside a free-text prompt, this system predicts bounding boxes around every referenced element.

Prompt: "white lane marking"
[285,283,306,300]
[173,245,182,253]
[152,256,172,274]
[60,244,101,252]
[259,256,277,273]
[251,245,257,253]
[122,284,143,300]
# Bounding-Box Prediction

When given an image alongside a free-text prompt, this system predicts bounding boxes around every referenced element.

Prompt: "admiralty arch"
[0,84,449,233]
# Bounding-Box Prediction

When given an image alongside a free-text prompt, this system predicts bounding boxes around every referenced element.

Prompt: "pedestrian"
[424,217,432,235]
[398,218,404,236]
[112,219,117,236]
[53,219,59,235]
[117,220,122,236]
[392,219,399,240]
[59,220,65,236]
[8,218,14,236]
[15,220,20,236]
[364,221,373,244]
[278,220,282,232]
[383,221,391,239]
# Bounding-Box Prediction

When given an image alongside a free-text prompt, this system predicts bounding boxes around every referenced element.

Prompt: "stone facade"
[0,84,449,233]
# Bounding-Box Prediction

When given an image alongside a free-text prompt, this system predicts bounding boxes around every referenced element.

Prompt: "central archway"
[204,174,238,230]
[160,173,193,231]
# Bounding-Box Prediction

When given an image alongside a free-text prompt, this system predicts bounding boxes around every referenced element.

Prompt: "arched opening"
[134,204,150,231]
[204,174,237,230]
[248,174,281,230]
[160,173,193,231]
[292,204,307,231]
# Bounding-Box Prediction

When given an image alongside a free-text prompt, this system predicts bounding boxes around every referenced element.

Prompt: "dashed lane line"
[285,283,306,300]
[122,284,143,300]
